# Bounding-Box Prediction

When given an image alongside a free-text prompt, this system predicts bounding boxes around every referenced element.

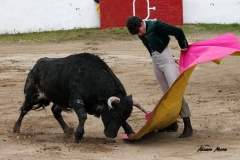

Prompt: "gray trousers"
[151,47,191,118]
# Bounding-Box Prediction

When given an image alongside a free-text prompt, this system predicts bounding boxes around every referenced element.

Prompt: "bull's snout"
[104,130,117,138]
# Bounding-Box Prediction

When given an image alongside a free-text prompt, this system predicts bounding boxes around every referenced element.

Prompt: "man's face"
[138,22,146,36]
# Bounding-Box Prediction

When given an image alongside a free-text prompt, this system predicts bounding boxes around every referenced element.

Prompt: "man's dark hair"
[126,16,142,35]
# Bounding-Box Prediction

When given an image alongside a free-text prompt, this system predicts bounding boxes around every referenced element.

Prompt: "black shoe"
[178,117,193,138]
[178,125,193,138]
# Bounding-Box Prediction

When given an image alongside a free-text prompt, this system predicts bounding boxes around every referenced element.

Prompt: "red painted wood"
[100,0,183,29]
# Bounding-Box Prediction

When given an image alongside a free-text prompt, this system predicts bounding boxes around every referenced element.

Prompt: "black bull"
[13,53,141,143]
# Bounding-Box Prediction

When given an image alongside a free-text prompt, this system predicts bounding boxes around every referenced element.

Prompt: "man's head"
[126,16,146,36]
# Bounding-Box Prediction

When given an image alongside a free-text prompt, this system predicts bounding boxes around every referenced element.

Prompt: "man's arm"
[155,21,189,49]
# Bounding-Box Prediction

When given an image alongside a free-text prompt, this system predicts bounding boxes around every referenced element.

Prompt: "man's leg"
[152,48,179,132]
[152,47,193,137]
[151,51,169,93]
[160,48,193,137]
[179,98,193,138]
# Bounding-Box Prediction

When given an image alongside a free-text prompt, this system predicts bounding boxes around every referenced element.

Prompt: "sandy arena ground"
[0,32,240,160]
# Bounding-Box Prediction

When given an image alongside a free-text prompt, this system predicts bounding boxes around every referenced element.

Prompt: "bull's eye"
[112,111,118,118]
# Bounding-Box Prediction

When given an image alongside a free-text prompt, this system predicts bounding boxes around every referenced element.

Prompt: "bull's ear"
[126,95,132,99]
[128,95,132,99]
[126,95,133,107]
[95,104,104,118]
[126,95,133,102]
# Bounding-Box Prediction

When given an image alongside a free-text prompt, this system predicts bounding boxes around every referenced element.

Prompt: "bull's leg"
[13,73,39,133]
[13,96,35,133]
[70,97,87,143]
[51,104,74,135]
[122,121,135,138]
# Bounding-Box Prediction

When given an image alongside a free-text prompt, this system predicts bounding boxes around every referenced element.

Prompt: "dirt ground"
[1,32,240,160]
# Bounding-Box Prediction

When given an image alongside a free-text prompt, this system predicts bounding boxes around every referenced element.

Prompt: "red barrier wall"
[100,0,183,29]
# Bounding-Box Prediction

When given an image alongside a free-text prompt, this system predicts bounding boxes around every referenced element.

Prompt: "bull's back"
[28,53,126,106]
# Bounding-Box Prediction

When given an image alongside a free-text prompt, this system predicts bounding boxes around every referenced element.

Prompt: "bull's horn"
[133,100,148,114]
[107,96,120,110]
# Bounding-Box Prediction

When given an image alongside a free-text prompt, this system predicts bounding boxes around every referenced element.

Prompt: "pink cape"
[179,34,240,73]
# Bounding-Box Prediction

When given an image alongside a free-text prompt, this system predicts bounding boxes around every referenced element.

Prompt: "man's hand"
[174,57,180,65]
[181,48,188,53]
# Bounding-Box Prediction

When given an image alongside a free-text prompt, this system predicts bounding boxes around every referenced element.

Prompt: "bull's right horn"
[133,100,148,114]
[107,96,120,110]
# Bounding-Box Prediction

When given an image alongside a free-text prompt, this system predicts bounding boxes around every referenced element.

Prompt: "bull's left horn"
[107,96,120,110]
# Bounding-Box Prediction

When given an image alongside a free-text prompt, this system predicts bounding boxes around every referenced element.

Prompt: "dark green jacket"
[139,20,188,56]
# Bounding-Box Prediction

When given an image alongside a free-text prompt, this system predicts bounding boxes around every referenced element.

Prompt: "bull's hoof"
[73,135,83,143]
[13,124,20,133]
[127,133,135,139]
[63,127,74,135]
[73,133,83,143]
